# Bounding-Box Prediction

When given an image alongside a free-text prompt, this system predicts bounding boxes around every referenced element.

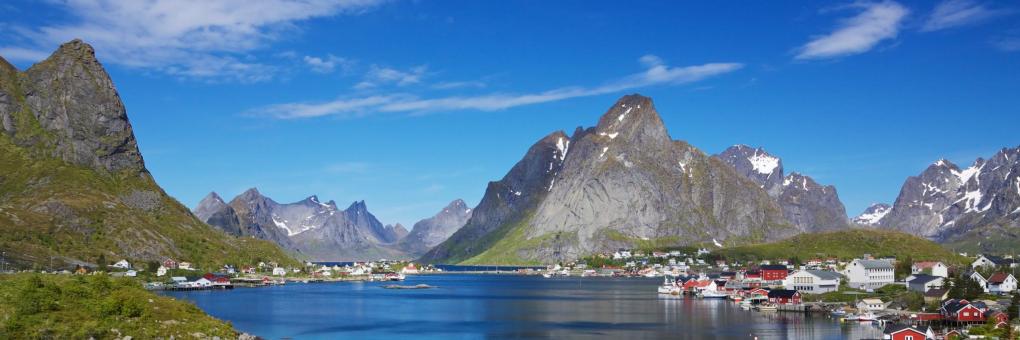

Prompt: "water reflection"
[163,275,883,339]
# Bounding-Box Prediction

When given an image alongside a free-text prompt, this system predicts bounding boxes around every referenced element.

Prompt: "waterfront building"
[906,274,944,293]
[784,270,841,294]
[843,259,894,290]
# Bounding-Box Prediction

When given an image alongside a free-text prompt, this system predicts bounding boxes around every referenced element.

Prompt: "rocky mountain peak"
[236,187,266,202]
[715,144,784,196]
[853,203,891,226]
[346,200,369,213]
[593,94,669,146]
[3,39,146,174]
[193,192,229,223]
[444,199,470,214]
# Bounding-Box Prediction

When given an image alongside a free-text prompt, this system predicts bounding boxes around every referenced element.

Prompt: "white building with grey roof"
[784,270,842,294]
[843,259,895,290]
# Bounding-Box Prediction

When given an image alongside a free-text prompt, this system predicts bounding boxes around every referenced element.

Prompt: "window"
[905,336,914,340]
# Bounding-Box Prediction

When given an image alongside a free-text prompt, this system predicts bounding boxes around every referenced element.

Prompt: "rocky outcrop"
[880,147,1020,247]
[714,145,850,232]
[2,40,145,174]
[398,199,472,257]
[422,95,795,264]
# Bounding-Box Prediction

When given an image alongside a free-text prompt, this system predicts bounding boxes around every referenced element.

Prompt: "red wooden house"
[760,265,789,281]
[940,299,985,323]
[987,311,1009,328]
[766,289,800,305]
[883,324,931,340]
[163,258,178,269]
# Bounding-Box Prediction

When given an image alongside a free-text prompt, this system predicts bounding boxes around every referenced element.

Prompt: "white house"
[194,278,212,287]
[971,272,989,292]
[156,265,168,277]
[972,254,1016,269]
[843,259,895,290]
[985,272,1018,294]
[784,270,842,294]
[856,298,886,313]
[911,261,948,278]
[178,262,193,270]
[112,260,131,269]
[125,270,137,277]
[171,276,188,285]
[272,267,287,276]
[906,274,944,293]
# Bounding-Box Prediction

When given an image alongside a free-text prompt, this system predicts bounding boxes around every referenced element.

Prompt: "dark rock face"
[714,146,850,233]
[880,147,1020,245]
[853,203,891,226]
[2,40,145,174]
[423,95,795,264]
[398,199,473,257]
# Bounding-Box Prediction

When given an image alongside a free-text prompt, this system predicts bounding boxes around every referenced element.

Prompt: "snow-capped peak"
[853,204,891,225]
[748,152,779,175]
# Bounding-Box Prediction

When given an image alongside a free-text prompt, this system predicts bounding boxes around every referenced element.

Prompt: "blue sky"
[2,1,1018,226]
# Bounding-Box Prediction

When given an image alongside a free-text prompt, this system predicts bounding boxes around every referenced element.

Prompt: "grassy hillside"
[717,229,967,265]
[0,273,237,339]
[0,134,299,270]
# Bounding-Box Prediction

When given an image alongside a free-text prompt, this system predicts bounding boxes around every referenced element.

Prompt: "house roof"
[987,272,1011,284]
[883,324,928,335]
[856,259,894,269]
[768,289,798,298]
[861,298,884,305]
[760,265,787,271]
[924,288,948,298]
[908,274,942,285]
[942,299,980,315]
[980,254,1015,266]
[912,261,942,269]
[804,270,842,280]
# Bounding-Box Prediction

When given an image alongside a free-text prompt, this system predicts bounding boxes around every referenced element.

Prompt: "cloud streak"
[795,1,909,60]
[1,0,383,82]
[254,55,743,119]
[922,0,1010,32]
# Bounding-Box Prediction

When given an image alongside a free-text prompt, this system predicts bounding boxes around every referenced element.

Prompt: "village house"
[911,261,948,278]
[923,288,949,305]
[760,265,789,283]
[178,262,193,270]
[972,254,1016,269]
[971,272,989,290]
[125,270,137,277]
[401,263,419,274]
[985,272,1018,294]
[882,324,934,340]
[857,298,887,313]
[986,311,1010,329]
[163,258,178,269]
[112,259,131,269]
[156,265,168,277]
[272,267,287,276]
[843,259,895,290]
[940,299,986,323]
[766,289,800,305]
[906,274,944,293]
[784,270,841,294]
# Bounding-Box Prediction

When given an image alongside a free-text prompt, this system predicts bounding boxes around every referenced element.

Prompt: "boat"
[542,273,553,278]
[384,273,406,281]
[657,275,681,295]
[739,300,752,310]
[842,312,877,322]
[699,290,728,299]
[756,303,778,312]
[829,309,847,317]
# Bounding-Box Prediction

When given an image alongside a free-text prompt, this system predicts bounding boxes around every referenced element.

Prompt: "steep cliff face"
[0,40,295,269]
[423,95,795,264]
[880,147,1020,251]
[714,146,850,233]
[853,203,891,226]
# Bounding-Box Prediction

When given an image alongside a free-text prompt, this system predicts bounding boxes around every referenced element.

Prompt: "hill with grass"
[0,273,241,339]
[0,40,297,271]
[716,229,966,265]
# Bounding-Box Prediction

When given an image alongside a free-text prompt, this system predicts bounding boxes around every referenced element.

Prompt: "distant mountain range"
[853,147,1020,252]
[193,190,470,261]
[0,40,295,269]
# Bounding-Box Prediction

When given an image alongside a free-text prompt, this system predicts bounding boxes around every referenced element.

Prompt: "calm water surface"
[163,275,883,339]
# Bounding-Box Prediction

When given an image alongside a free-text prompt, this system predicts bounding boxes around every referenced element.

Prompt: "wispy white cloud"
[0,0,383,82]
[254,55,743,119]
[795,1,909,60]
[431,80,487,90]
[922,0,1009,32]
[303,54,353,74]
[992,36,1020,51]
[0,46,50,62]
[355,65,428,89]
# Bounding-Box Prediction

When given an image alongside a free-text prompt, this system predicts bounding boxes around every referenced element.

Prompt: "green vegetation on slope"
[0,97,298,272]
[716,229,967,266]
[0,273,236,339]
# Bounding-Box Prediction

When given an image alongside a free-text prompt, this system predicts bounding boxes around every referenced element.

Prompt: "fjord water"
[163,275,881,339]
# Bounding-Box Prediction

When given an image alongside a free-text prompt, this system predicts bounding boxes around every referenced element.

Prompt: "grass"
[716,229,967,266]
[0,273,237,339]
[460,214,556,266]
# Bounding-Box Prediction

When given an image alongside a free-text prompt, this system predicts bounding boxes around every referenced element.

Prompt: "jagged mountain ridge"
[195,190,470,261]
[853,203,891,226]
[714,145,851,233]
[422,95,798,265]
[0,40,295,269]
[879,147,1020,251]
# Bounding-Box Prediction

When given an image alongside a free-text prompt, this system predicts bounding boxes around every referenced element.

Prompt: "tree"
[895,255,913,280]
[146,261,159,273]
[96,254,107,269]
[1009,293,1019,320]
[948,272,984,300]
